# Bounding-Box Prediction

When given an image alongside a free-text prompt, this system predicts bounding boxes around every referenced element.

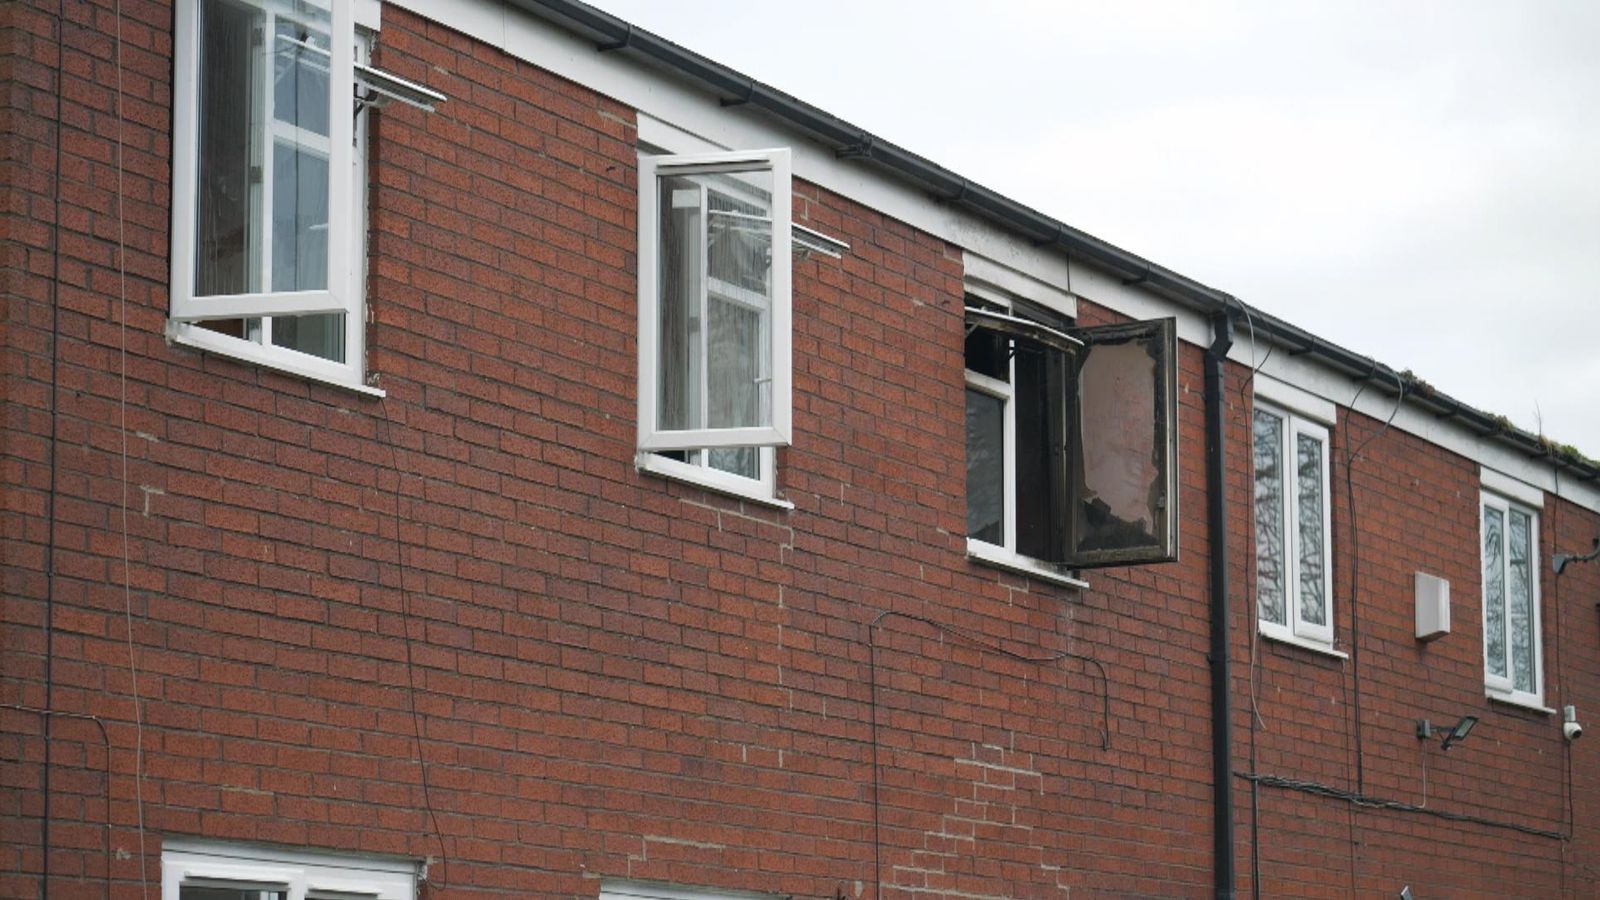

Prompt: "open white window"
[169,0,363,388]
[1252,401,1333,648]
[638,149,792,452]
[161,839,415,900]
[1481,485,1542,706]
[964,297,1179,573]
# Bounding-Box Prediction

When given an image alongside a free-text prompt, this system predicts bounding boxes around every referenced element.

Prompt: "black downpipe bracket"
[1205,310,1236,899]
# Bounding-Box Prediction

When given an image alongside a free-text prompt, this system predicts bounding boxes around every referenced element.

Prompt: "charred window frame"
[964,298,1179,572]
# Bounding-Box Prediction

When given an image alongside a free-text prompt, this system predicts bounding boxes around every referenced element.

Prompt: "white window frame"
[169,0,371,392]
[637,148,792,452]
[1252,400,1335,649]
[1479,486,1544,707]
[602,881,776,900]
[162,839,415,900]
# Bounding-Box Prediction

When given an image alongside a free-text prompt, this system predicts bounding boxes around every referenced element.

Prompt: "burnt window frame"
[964,294,1179,575]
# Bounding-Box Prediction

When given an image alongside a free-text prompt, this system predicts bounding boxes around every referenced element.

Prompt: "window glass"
[1482,504,1507,679]
[196,0,259,296]
[181,888,287,900]
[1013,341,1059,561]
[1508,508,1534,692]
[195,0,333,298]
[1252,403,1330,645]
[656,169,774,436]
[965,387,1005,545]
[1253,409,1287,627]
[1295,431,1326,627]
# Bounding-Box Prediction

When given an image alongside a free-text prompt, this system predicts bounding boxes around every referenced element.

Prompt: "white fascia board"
[388,0,1600,516]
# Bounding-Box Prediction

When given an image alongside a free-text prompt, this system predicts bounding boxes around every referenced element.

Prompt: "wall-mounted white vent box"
[1415,572,1450,641]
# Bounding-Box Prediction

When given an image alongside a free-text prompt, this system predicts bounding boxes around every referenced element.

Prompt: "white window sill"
[637,453,794,510]
[1259,626,1347,659]
[169,325,384,397]
[1486,690,1555,715]
[966,540,1088,590]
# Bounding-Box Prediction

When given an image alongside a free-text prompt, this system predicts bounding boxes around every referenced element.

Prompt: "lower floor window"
[162,839,416,900]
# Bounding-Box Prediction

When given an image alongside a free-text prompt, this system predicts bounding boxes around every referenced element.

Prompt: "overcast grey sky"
[588,0,1600,456]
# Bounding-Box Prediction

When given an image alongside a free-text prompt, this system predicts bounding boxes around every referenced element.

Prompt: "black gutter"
[507,0,1600,479]
[1205,311,1237,900]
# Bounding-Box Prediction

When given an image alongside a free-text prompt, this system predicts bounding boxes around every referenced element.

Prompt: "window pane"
[706,447,758,479]
[271,141,330,292]
[707,190,770,295]
[1483,505,1506,678]
[1508,509,1535,692]
[966,388,1005,545]
[273,16,331,137]
[1295,432,1326,627]
[1014,343,1059,561]
[181,888,286,900]
[270,313,345,362]
[195,0,262,296]
[708,297,759,431]
[963,300,1009,382]
[1253,411,1286,626]
[657,177,700,433]
[656,170,775,436]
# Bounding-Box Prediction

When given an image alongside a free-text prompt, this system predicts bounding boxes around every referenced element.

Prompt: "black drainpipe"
[1205,308,1236,899]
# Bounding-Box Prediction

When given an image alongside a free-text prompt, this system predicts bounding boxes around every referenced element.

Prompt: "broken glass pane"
[1069,323,1172,562]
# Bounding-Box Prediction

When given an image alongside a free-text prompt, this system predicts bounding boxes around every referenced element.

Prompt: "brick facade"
[3,2,1596,898]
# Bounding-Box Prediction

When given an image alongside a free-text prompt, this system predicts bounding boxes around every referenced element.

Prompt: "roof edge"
[506,0,1600,485]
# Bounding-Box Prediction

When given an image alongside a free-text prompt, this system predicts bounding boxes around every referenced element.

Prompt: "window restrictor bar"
[792,222,849,259]
[354,63,447,114]
[963,306,1084,357]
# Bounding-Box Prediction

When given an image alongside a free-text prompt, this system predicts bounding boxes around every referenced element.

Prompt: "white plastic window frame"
[602,881,776,900]
[161,839,415,900]
[168,0,375,394]
[962,288,1085,590]
[637,148,793,453]
[1479,486,1544,707]
[1252,400,1335,650]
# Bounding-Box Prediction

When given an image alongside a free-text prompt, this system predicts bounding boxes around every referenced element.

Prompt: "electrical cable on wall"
[377,398,452,893]
[112,0,152,888]
[40,0,68,890]
[865,609,1110,899]
[1,707,112,899]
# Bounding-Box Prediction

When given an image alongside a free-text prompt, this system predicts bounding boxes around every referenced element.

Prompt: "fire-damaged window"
[964,297,1178,573]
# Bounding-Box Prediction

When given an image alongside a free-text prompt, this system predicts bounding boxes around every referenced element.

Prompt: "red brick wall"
[3,3,1595,899]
